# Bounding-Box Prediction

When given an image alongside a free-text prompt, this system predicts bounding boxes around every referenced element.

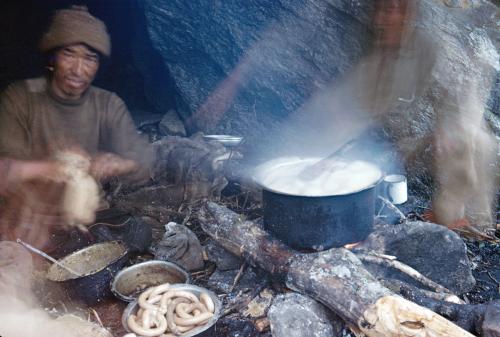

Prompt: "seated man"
[0,5,153,180]
[0,5,154,249]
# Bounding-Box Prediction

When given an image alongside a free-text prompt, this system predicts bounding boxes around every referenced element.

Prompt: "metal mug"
[382,174,408,205]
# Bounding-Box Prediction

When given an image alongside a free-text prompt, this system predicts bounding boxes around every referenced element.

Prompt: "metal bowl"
[122,284,221,337]
[203,134,244,147]
[111,260,190,302]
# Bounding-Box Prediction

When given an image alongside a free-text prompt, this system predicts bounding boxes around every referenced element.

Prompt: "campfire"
[1,128,498,337]
[195,197,500,337]
[0,1,498,337]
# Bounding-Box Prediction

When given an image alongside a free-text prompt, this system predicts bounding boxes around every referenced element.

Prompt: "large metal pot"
[46,241,129,305]
[254,157,382,250]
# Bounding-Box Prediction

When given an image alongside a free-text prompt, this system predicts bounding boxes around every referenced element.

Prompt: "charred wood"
[356,252,452,294]
[381,278,463,304]
[199,202,478,337]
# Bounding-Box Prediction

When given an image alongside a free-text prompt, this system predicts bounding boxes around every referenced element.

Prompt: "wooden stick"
[377,196,406,220]
[229,262,248,292]
[381,278,464,304]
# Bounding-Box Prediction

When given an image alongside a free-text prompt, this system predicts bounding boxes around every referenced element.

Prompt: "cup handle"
[382,181,392,203]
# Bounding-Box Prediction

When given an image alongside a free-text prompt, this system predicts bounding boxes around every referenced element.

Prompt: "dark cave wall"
[140,0,374,140]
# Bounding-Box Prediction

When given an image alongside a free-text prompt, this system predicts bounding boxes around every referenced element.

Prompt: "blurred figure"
[0,241,35,303]
[0,5,154,249]
[432,77,496,230]
[373,0,410,50]
[0,241,112,337]
[367,0,496,230]
[0,158,63,196]
[0,5,152,182]
[0,158,66,248]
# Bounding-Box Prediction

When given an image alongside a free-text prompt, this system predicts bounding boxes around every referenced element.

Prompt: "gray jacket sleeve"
[0,83,32,159]
[102,93,155,183]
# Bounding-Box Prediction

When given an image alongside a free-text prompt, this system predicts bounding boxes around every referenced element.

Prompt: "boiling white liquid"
[255,157,382,196]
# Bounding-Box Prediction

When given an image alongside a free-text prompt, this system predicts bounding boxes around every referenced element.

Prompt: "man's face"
[50,44,99,100]
[373,0,409,48]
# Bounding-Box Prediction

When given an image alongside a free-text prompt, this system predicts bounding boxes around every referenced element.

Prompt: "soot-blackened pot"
[46,241,129,305]
[262,182,378,251]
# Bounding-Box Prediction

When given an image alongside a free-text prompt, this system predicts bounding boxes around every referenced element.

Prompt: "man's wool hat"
[39,5,111,57]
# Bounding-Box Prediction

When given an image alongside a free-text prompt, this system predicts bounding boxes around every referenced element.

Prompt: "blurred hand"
[0,159,67,197]
[90,152,138,181]
[18,160,66,183]
[0,180,66,250]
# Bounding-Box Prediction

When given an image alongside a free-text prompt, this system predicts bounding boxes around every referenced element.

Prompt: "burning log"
[388,280,499,336]
[199,202,485,337]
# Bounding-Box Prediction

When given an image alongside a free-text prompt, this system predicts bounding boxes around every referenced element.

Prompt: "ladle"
[16,238,81,277]
[298,139,356,180]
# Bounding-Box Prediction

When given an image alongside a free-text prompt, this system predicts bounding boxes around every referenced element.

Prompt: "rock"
[485,110,500,136]
[152,222,204,271]
[466,240,500,303]
[207,266,262,294]
[141,0,372,142]
[482,300,500,337]
[159,109,187,137]
[128,1,178,114]
[267,293,344,337]
[355,221,476,294]
[488,72,500,116]
[205,238,243,271]
[90,216,152,254]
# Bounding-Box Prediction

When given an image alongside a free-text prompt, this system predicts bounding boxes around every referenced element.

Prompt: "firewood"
[355,252,452,294]
[381,278,463,304]
[394,280,490,334]
[199,202,476,337]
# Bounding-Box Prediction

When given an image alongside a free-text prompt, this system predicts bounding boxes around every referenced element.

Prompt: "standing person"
[0,5,154,249]
[366,0,496,230]
[296,0,496,231]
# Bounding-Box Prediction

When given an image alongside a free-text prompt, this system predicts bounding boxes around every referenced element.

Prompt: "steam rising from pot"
[254,157,382,197]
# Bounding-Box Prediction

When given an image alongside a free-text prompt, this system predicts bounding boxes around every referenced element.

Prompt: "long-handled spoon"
[16,238,81,277]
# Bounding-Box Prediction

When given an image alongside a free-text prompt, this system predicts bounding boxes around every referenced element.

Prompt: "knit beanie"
[39,5,111,57]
